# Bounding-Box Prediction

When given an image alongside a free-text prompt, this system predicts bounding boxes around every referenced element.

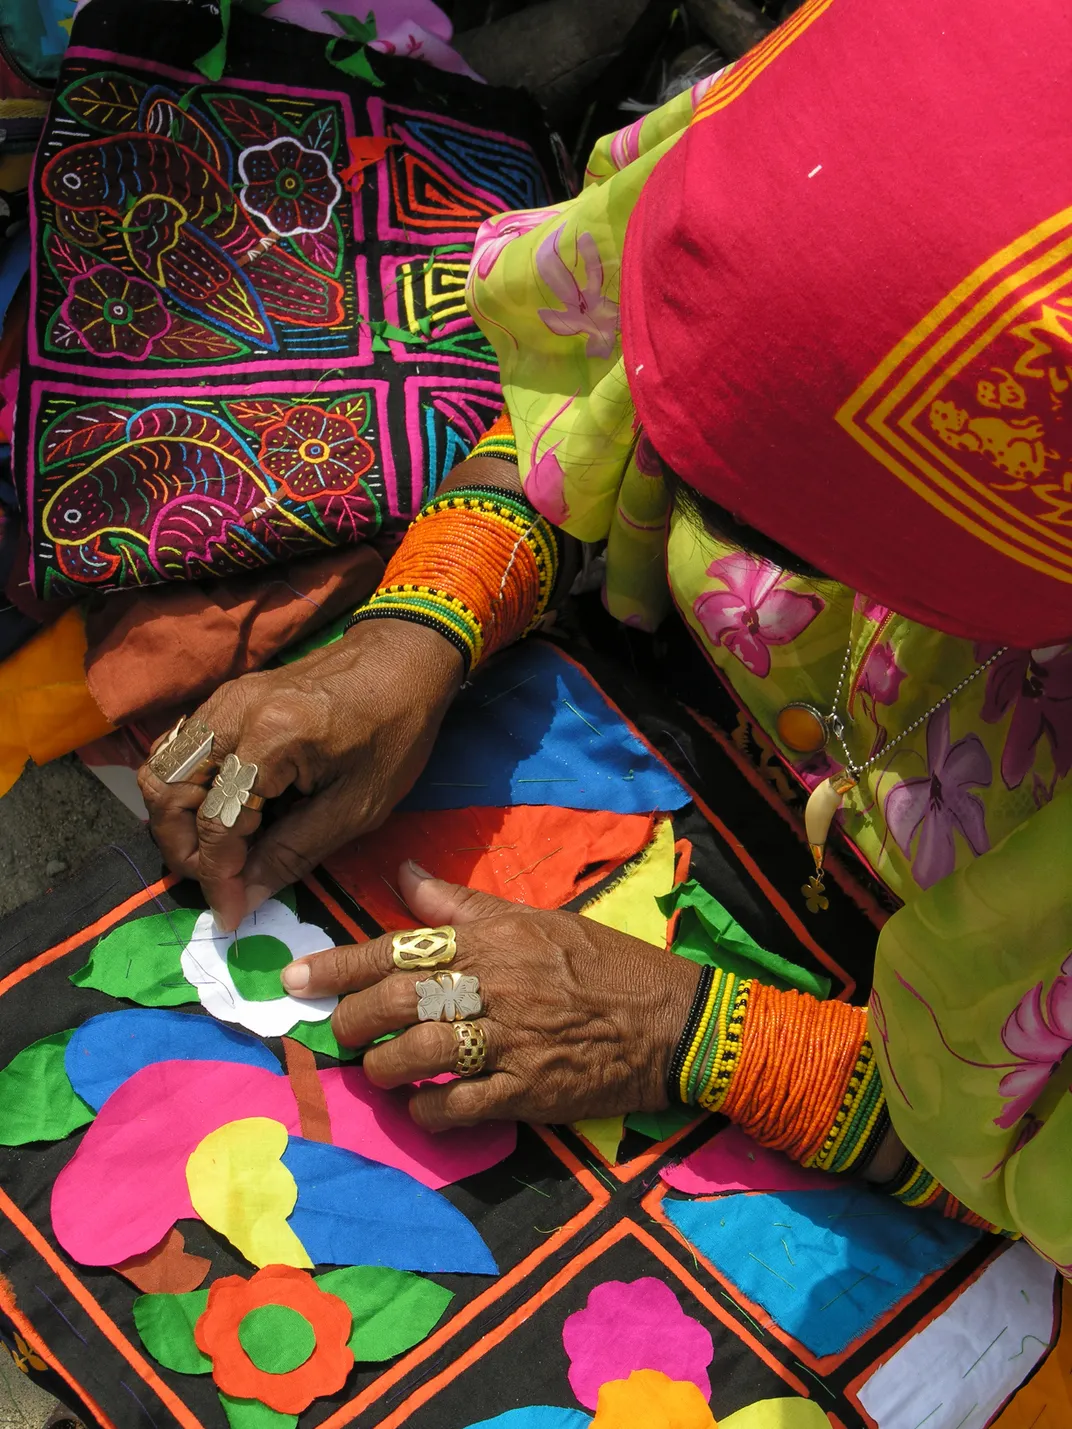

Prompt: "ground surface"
[0,757,141,918]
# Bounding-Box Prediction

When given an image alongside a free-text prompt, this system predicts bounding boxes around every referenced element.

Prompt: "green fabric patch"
[0,1030,95,1147]
[275,885,299,913]
[658,880,831,999]
[316,1266,452,1362]
[238,1305,316,1374]
[286,1018,358,1062]
[133,1290,212,1375]
[625,1107,695,1142]
[227,935,292,1002]
[219,1395,298,1429]
[70,909,200,1006]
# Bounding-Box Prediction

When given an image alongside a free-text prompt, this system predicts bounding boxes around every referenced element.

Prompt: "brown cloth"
[85,544,383,725]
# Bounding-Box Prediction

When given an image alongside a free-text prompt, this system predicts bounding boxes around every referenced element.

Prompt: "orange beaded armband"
[347,484,558,676]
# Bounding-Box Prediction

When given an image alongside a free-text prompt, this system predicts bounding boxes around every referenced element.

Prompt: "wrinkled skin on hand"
[137,620,462,931]
[281,860,702,1129]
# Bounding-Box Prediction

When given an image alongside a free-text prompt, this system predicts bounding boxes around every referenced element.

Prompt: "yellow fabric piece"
[722,1400,830,1429]
[580,816,675,947]
[186,1117,312,1269]
[573,1116,624,1165]
[0,608,112,797]
[591,1370,716,1428]
[990,1279,1072,1429]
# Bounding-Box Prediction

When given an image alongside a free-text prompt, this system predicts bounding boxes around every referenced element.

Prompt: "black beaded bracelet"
[666,964,715,1106]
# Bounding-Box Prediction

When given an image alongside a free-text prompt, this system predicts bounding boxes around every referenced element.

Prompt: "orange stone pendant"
[776,702,829,754]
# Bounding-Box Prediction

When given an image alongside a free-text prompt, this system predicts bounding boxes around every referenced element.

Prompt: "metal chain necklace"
[774,625,1007,913]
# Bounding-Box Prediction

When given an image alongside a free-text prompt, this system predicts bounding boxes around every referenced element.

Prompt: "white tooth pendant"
[801,772,858,913]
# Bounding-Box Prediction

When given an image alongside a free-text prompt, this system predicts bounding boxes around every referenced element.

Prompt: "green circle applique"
[238,1304,316,1374]
[227,934,293,1001]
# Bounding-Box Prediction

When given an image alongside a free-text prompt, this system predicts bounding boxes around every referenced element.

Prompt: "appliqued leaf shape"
[41,403,133,466]
[60,71,149,132]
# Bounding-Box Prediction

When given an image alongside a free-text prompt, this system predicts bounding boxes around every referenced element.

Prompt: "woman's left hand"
[282,860,701,1129]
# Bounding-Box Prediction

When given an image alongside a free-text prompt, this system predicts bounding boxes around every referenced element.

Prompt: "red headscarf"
[621,0,1072,647]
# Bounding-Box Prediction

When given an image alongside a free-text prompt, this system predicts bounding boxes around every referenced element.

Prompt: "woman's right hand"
[137,618,464,932]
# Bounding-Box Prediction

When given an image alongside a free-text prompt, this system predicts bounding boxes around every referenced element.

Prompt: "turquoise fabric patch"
[665,1186,981,1357]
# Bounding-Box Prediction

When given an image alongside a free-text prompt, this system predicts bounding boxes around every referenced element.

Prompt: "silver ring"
[416,971,482,1023]
[148,718,216,785]
[200,753,265,828]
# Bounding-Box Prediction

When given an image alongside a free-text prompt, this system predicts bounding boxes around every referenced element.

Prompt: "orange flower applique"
[591,1369,717,1428]
[194,1264,353,1413]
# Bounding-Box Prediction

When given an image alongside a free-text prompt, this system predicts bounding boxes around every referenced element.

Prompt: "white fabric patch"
[180,899,337,1036]
[857,1239,1057,1429]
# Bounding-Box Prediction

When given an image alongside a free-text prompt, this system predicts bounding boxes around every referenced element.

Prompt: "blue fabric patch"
[283,1137,498,1276]
[465,1413,591,1429]
[65,1008,281,1110]
[401,644,689,814]
[665,1187,981,1358]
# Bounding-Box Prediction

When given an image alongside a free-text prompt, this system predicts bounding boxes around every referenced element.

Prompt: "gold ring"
[416,971,482,1022]
[201,753,264,828]
[392,926,457,970]
[148,717,217,785]
[452,1021,487,1077]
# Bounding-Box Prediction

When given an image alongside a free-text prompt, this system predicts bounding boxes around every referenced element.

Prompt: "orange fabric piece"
[340,135,400,190]
[324,805,656,929]
[0,608,112,797]
[282,1037,333,1145]
[194,1264,353,1414]
[85,545,384,724]
[480,410,515,441]
[592,1370,716,1428]
[991,1278,1072,1429]
[112,1228,210,1294]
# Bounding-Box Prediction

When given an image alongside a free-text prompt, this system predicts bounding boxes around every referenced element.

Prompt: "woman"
[140,0,1072,1267]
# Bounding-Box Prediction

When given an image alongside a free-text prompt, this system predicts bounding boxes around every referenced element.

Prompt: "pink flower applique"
[977,643,1072,790]
[523,392,574,525]
[883,706,991,889]
[995,953,1072,1128]
[535,225,619,359]
[693,552,824,678]
[471,208,558,283]
[561,1278,713,1411]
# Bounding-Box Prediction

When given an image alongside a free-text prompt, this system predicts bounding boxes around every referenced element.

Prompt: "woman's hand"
[138,620,463,932]
[281,860,702,1129]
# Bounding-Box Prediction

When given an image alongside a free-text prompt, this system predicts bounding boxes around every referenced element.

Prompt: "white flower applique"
[180,899,337,1037]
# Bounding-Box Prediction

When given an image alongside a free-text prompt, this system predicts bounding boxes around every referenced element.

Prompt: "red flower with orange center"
[194,1264,353,1413]
[259,404,374,501]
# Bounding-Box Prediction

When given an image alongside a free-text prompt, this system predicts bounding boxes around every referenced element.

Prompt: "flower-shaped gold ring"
[201,753,266,829]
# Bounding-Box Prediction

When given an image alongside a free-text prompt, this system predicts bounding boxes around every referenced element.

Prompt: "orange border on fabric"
[0,883,618,1429]
[0,874,178,999]
[362,1218,809,1429]
[301,872,370,946]
[640,1179,987,1378]
[692,0,836,123]
[0,1275,117,1429]
[0,1185,207,1429]
[564,1113,702,1184]
[315,1124,608,1428]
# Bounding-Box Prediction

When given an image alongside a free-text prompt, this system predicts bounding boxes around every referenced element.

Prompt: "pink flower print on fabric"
[535,225,619,360]
[471,208,559,282]
[609,114,646,171]
[561,1277,713,1411]
[693,552,824,678]
[884,706,991,889]
[524,393,574,525]
[995,953,1072,1128]
[690,67,727,107]
[858,641,906,707]
[978,643,1072,790]
[855,593,891,625]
